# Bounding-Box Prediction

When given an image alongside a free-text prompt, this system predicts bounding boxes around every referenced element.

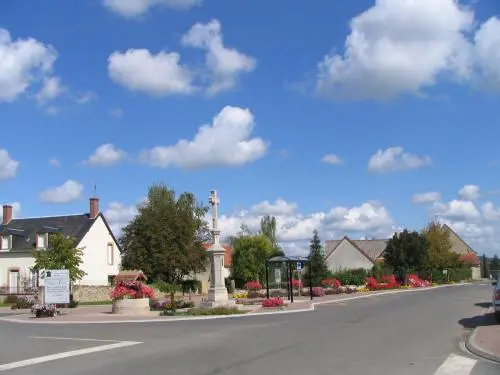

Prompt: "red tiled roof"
[202,243,232,268]
[459,253,480,266]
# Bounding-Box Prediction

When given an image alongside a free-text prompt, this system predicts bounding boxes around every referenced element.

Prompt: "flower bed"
[262,297,284,308]
[111,281,155,315]
[408,274,430,287]
[365,277,400,291]
[150,299,195,311]
[31,303,57,318]
[244,281,263,291]
[321,278,341,288]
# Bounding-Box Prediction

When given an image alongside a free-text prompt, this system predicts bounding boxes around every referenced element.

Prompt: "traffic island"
[466,325,500,363]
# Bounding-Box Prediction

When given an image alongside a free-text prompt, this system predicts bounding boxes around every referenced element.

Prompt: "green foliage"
[332,268,367,286]
[449,266,472,282]
[181,279,201,294]
[370,263,393,282]
[303,230,329,287]
[120,183,210,284]
[260,215,284,256]
[422,220,455,270]
[153,280,181,310]
[231,233,276,287]
[33,233,86,283]
[384,229,429,279]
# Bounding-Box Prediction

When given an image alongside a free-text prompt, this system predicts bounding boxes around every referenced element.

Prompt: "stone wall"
[72,285,165,302]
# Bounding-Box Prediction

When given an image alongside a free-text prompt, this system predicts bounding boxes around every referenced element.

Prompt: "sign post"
[296,261,302,273]
[44,269,70,305]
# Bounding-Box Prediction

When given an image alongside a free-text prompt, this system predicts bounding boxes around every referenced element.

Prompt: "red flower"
[262,297,284,308]
[110,281,155,300]
[291,279,303,289]
[244,281,263,291]
[321,278,341,288]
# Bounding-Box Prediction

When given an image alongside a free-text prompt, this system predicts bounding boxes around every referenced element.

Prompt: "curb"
[465,327,500,364]
[0,282,473,325]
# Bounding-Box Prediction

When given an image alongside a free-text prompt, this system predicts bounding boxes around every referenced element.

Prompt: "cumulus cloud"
[321,154,344,165]
[0,149,19,180]
[103,0,201,18]
[40,180,84,204]
[316,0,500,100]
[413,192,441,204]
[104,201,138,235]
[458,184,480,201]
[139,106,268,169]
[0,28,57,102]
[35,76,64,103]
[85,143,126,167]
[108,49,194,96]
[182,19,256,95]
[368,146,431,173]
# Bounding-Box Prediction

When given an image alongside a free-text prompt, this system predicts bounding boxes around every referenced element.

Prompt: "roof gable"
[325,237,387,262]
[443,224,476,255]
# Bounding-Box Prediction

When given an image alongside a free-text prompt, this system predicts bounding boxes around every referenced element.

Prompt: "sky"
[1,0,500,256]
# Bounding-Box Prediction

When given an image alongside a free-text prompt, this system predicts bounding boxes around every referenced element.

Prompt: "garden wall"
[72,285,164,302]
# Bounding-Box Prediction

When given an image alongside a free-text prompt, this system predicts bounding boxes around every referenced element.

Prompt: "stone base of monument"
[112,298,151,315]
[199,299,237,308]
[200,287,236,308]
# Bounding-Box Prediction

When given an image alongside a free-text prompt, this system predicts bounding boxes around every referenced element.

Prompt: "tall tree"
[421,220,454,270]
[384,229,429,279]
[260,215,285,256]
[33,233,86,283]
[491,254,500,278]
[303,230,329,287]
[231,233,276,285]
[119,183,210,284]
[481,254,490,278]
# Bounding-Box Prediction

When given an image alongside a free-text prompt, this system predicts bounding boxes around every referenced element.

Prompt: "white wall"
[77,216,121,286]
[0,253,35,287]
[325,239,374,272]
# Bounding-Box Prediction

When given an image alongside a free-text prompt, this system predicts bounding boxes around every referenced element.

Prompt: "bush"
[182,280,201,295]
[244,281,263,291]
[15,295,36,309]
[4,295,18,304]
[321,278,341,288]
[185,306,245,316]
[151,299,195,311]
[332,269,367,286]
[449,267,472,282]
[262,297,284,308]
[312,287,325,297]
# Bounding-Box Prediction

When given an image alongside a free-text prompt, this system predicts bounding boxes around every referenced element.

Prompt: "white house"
[324,237,387,272]
[0,197,121,291]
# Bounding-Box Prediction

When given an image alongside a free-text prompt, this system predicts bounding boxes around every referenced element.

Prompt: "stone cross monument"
[201,190,233,307]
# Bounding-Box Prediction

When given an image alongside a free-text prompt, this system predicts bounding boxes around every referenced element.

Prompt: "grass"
[160,306,247,317]
[0,303,12,308]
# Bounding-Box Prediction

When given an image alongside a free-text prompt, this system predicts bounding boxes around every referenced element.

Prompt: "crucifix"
[208,190,219,233]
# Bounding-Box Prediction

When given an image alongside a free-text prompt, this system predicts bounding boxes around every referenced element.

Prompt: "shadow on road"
[459,312,497,329]
[475,302,492,308]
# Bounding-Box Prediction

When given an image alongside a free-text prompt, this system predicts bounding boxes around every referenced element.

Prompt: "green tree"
[260,215,285,257]
[303,230,329,287]
[384,229,429,280]
[481,254,489,278]
[421,220,454,270]
[231,233,275,286]
[33,233,86,283]
[120,183,210,284]
[491,254,500,278]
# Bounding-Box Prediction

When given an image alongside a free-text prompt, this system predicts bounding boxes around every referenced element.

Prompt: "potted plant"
[111,281,155,315]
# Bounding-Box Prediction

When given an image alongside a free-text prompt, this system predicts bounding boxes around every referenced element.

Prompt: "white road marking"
[0,340,141,372]
[434,354,477,375]
[29,336,120,342]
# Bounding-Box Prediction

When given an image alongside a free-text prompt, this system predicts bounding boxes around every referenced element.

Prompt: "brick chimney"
[2,205,12,225]
[89,197,99,219]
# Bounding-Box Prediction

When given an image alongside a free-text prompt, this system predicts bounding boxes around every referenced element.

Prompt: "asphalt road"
[0,283,498,375]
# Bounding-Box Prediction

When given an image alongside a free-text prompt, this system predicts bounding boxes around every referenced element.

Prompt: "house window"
[37,233,46,249]
[1,235,10,250]
[108,275,116,286]
[107,243,114,265]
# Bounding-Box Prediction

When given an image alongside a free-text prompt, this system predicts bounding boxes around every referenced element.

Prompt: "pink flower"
[244,281,263,291]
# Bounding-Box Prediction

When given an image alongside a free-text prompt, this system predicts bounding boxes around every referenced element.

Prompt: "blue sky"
[1,0,500,256]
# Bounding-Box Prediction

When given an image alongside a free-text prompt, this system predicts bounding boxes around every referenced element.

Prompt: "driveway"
[0,283,498,374]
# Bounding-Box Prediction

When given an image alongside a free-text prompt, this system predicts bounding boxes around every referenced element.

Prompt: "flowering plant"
[321,278,341,288]
[312,287,325,297]
[262,297,284,308]
[381,275,397,284]
[31,303,56,318]
[244,281,262,291]
[232,292,248,299]
[407,274,430,288]
[291,279,303,289]
[110,281,155,300]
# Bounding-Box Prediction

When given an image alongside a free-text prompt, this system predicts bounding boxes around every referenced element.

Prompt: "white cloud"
[316,0,500,100]
[36,76,64,103]
[75,91,98,104]
[103,0,201,18]
[433,199,481,220]
[250,198,298,216]
[0,149,19,180]
[40,180,84,204]
[0,28,57,102]
[181,19,256,94]
[48,157,60,167]
[85,143,126,167]
[458,184,480,201]
[108,49,194,96]
[368,146,431,173]
[139,106,268,169]
[104,201,138,235]
[321,153,344,165]
[412,192,441,204]
[109,108,124,118]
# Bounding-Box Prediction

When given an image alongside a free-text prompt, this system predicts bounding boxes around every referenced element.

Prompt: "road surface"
[0,283,498,374]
